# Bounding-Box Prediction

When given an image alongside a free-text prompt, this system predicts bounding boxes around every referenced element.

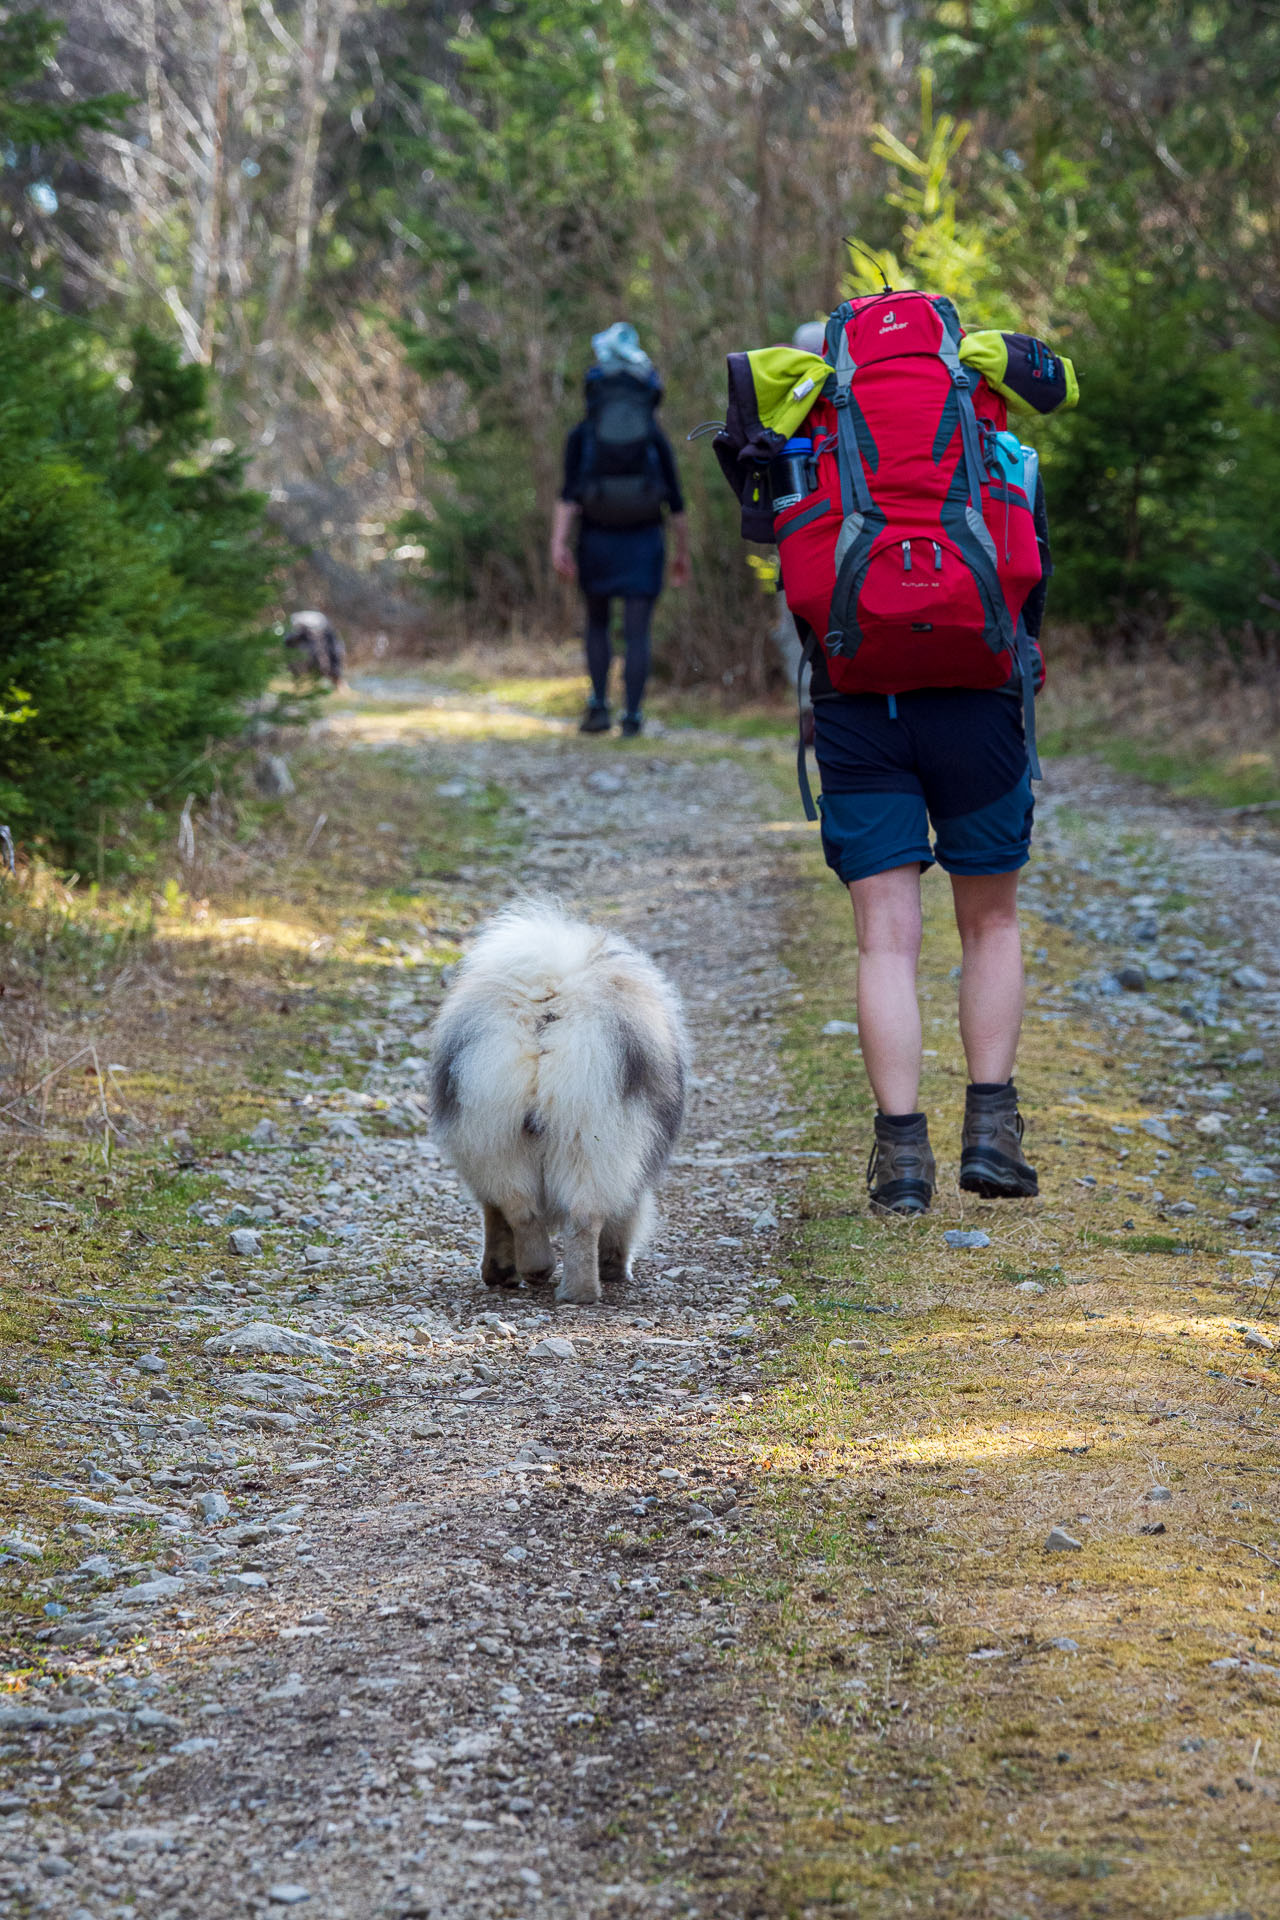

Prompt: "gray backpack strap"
[1019,623,1042,781]
[936,327,1014,654]
[795,621,822,822]
[825,305,875,568]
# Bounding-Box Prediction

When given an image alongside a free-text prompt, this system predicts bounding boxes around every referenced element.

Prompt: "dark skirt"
[576,519,666,599]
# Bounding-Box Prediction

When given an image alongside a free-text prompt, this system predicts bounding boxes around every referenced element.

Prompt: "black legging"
[584,594,654,714]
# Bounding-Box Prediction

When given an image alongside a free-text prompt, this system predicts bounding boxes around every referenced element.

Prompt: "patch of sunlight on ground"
[326,703,568,744]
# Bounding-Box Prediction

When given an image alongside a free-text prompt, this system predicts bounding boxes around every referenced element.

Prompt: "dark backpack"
[578,369,666,527]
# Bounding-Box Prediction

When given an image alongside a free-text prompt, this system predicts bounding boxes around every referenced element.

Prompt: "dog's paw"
[519,1262,556,1287]
[481,1256,519,1288]
[554,1276,602,1305]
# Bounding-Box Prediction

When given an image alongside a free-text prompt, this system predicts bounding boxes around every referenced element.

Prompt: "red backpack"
[773,291,1049,813]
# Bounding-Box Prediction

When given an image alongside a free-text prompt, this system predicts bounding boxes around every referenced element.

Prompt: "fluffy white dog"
[429,903,689,1304]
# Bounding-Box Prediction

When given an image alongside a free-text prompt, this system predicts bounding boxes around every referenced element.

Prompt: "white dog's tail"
[429,903,687,1222]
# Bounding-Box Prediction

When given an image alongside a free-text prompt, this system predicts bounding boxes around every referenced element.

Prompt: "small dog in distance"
[429,902,688,1304]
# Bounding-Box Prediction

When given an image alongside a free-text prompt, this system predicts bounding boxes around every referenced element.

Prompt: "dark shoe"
[579,700,612,734]
[867,1112,935,1216]
[960,1081,1039,1197]
[619,710,644,738]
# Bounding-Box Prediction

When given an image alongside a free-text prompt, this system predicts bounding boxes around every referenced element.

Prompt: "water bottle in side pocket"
[770,437,815,512]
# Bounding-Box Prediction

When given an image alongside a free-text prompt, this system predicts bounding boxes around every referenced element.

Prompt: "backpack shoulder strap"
[935,325,1014,651]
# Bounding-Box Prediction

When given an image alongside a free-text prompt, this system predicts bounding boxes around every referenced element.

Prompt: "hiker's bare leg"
[847,865,924,1114]
[950,871,1024,1084]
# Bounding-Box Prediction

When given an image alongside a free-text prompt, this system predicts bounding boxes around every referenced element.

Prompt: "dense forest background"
[3,0,1280,851]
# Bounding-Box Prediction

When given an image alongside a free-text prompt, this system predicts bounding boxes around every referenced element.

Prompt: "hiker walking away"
[284,609,345,689]
[710,292,1077,1213]
[551,323,690,738]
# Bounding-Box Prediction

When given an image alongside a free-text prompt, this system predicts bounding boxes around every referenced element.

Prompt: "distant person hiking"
[551,323,690,738]
[284,609,345,689]
[712,290,1077,1214]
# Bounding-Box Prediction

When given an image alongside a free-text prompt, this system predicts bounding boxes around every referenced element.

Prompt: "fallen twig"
[1224,1540,1280,1572]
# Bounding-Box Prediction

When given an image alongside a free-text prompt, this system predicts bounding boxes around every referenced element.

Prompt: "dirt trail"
[6,678,1280,1920]
[1,691,807,1919]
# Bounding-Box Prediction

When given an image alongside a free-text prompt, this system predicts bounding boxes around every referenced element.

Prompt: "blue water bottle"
[771,437,814,512]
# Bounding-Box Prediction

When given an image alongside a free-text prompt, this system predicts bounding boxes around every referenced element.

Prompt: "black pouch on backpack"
[711,353,788,542]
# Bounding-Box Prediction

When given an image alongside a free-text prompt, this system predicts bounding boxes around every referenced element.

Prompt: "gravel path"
[10,708,1280,1920]
[3,724,806,1919]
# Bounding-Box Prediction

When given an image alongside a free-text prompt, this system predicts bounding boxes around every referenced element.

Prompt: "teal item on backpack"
[1019,442,1040,501]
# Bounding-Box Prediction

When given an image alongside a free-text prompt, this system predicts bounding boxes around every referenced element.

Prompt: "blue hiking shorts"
[813,687,1034,885]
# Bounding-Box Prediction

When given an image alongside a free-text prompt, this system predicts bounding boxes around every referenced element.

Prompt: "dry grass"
[0,716,505,1591]
[1040,628,1280,812]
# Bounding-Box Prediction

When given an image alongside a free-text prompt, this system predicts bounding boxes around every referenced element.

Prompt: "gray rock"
[255,754,295,798]
[820,1019,859,1037]
[0,1535,42,1560]
[326,1115,365,1141]
[0,1703,56,1730]
[1140,1117,1175,1143]
[228,1227,263,1257]
[250,1118,282,1146]
[223,1571,269,1590]
[76,1554,114,1577]
[768,1291,798,1309]
[1228,1208,1260,1226]
[1145,959,1180,982]
[136,1353,166,1375]
[267,1886,312,1906]
[109,1824,176,1852]
[1046,1636,1080,1652]
[752,1205,779,1232]
[1044,1527,1083,1552]
[945,1229,991,1250]
[1015,1280,1045,1295]
[1242,1327,1274,1351]
[1115,965,1148,992]
[118,1576,185,1606]
[1147,1485,1173,1503]
[199,1492,231,1523]
[527,1336,577,1361]
[132,1708,183,1732]
[584,770,624,795]
[303,1245,334,1267]
[1232,965,1269,991]
[229,1407,299,1431]
[205,1322,336,1359]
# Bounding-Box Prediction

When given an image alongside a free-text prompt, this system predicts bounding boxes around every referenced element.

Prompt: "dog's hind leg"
[600,1190,653,1284]
[556,1215,602,1305]
[512,1213,555,1286]
[599,1212,637,1285]
[480,1204,518,1288]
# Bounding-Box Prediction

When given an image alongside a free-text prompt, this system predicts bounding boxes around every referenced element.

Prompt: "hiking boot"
[619,710,644,738]
[579,700,612,734]
[959,1081,1039,1198]
[866,1111,935,1216]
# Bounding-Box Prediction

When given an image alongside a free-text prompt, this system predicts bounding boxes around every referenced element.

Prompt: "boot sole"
[869,1183,934,1217]
[959,1157,1039,1199]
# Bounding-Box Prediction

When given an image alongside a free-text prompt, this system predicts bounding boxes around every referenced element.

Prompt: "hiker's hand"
[551,542,576,582]
[670,551,691,588]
